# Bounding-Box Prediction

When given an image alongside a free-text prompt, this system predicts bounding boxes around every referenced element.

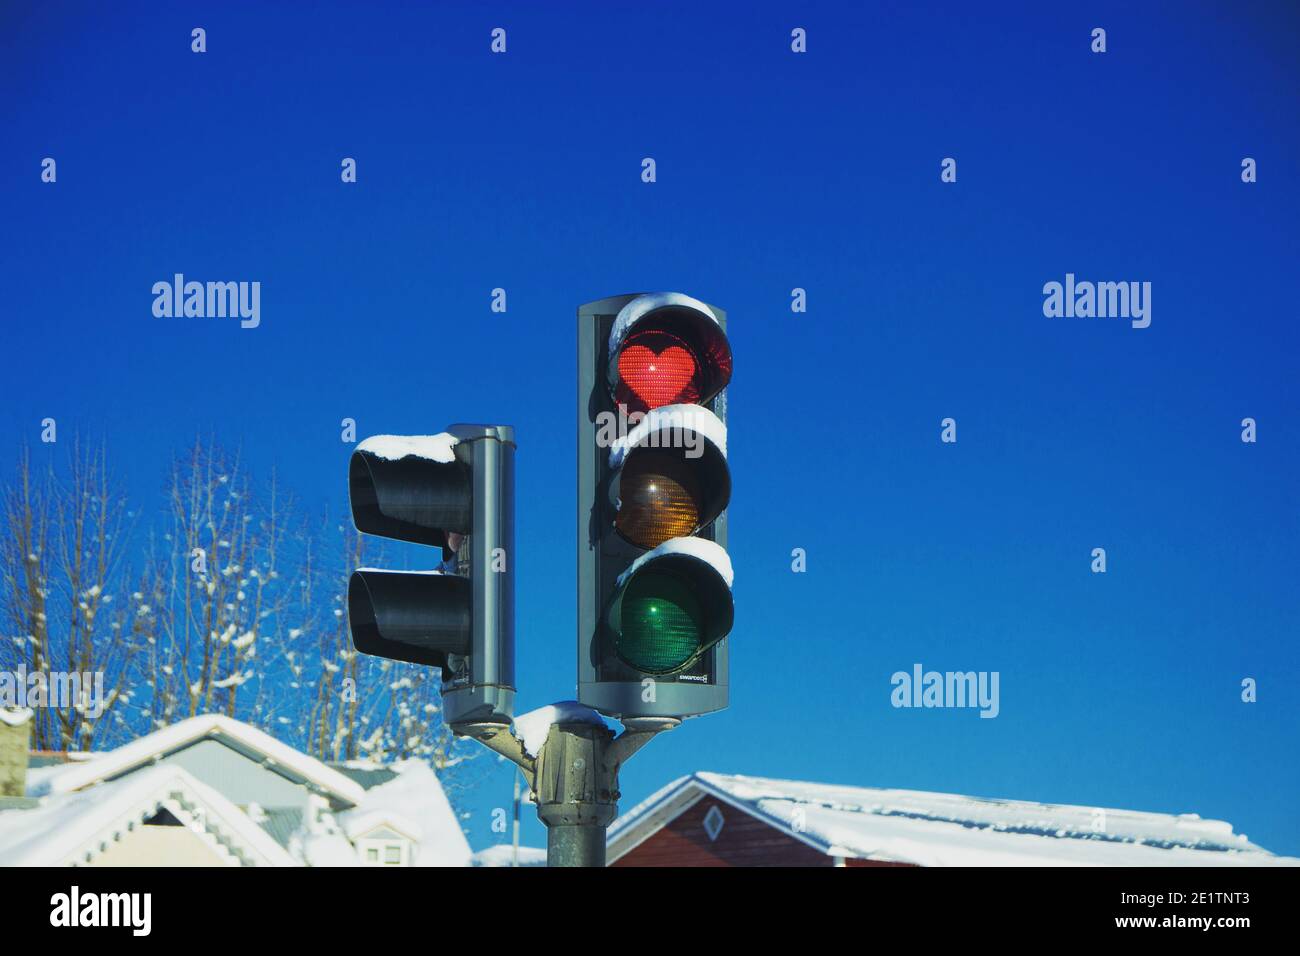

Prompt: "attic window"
[703,805,725,842]
[144,808,184,827]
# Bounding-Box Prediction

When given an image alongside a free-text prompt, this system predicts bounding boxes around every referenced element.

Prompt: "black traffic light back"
[578,293,734,719]
[347,424,515,726]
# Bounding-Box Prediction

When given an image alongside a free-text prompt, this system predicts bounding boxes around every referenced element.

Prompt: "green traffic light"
[616,570,703,674]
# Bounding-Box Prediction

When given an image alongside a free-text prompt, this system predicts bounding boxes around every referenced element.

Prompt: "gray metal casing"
[445,424,516,725]
[577,295,729,719]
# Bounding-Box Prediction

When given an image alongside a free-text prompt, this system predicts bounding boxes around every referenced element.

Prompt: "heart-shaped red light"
[618,345,698,410]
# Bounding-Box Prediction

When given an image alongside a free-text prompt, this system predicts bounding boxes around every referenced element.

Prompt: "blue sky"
[3,1,1298,855]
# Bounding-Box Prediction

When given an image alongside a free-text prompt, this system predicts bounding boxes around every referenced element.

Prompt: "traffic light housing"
[347,424,515,726]
[578,293,734,719]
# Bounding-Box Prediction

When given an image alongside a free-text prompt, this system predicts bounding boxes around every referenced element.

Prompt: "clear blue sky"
[3,1,1298,856]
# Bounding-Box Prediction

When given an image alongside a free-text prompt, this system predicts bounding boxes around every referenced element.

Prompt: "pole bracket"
[453,720,537,791]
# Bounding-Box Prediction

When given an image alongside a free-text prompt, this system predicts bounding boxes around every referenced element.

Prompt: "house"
[0,709,472,867]
[607,772,1300,867]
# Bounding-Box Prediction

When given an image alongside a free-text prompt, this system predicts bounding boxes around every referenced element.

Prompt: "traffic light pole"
[454,715,679,867]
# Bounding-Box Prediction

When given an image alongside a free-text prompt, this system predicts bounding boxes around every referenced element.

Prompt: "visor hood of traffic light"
[607,293,732,414]
[349,444,471,561]
[608,405,730,550]
[605,538,734,675]
[348,569,472,678]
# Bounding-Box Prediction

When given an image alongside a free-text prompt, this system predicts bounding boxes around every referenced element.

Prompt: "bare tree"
[142,437,306,731]
[2,433,478,798]
[0,441,150,751]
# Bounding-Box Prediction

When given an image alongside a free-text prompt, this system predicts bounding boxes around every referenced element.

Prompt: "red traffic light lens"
[617,331,701,411]
[609,300,732,414]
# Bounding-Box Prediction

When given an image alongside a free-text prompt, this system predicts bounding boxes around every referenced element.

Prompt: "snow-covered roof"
[513,701,614,758]
[0,763,299,867]
[608,773,1300,867]
[26,714,366,808]
[338,759,472,867]
[472,844,548,867]
[356,433,458,464]
[615,537,734,590]
[296,830,362,867]
[338,808,423,843]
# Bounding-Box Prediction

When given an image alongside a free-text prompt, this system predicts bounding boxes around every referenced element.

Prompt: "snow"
[355,568,448,576]
[0,764,298,867]
[609,772,1300,867]
[339,758,472,866]
[0,708,33,727]
[25,713,366,806]
[339,808,423,843]
[609,404,727,471]
[615,537,734,590]
[356,433,459,464]
[608,292,720,355]
[512,701,613,758]
[8,719,471,867]
[472,844,548,867]
[297,831,361,867]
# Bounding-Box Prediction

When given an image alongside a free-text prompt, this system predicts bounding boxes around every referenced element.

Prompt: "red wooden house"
[607,772,1296,867]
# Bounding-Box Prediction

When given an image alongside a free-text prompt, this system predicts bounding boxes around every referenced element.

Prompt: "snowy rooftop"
[338,758,472,867]
[472,844,548,867]
[6,715,472,867]
[0,763,297,867]
[608,772,1300,867]
[24,713,366,807]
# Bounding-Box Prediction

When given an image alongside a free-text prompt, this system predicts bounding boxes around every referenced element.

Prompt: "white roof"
[338,808,423,843]
[472,844,548,867]
[0,763,299,867]
[608,772,1300,867]
[296,830,362,867]
[340,759,472,867]
[26,713,366,807]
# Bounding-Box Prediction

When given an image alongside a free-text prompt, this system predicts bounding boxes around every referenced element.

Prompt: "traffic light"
[347,424,515,726]
[578,293,735,719]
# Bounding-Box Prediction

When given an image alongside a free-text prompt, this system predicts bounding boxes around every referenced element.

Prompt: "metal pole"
[547,824,606,868]
[454,716,678,867]
[512,770,521,867]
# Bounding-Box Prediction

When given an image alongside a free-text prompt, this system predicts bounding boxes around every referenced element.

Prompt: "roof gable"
[0,764,299,867]
[27,715,366,808]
